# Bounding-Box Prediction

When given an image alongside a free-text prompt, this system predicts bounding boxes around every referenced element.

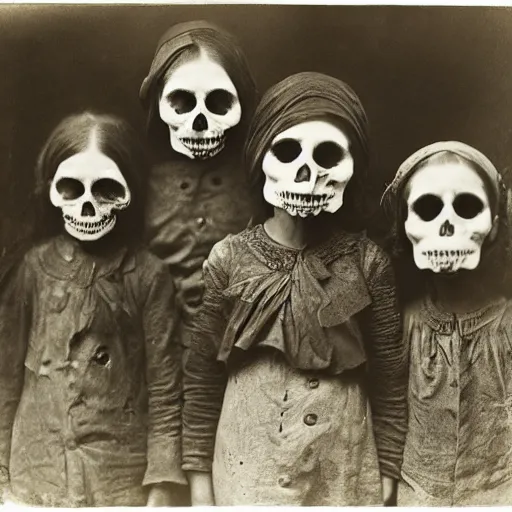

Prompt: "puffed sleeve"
[182,239,231,472]
[0,258,32,485]
[360,241,407,480]
[141,255,187,486]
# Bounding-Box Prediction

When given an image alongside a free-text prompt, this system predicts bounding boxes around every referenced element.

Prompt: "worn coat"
[0,235,185,507]
[182,225,407,505]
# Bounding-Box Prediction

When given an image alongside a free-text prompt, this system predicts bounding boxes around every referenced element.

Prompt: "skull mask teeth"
[404,160,493,273]
[421,249,476,273]
[277,191,335,217]
[179,135,226,159]
[50,146,131,242]
[159,49,241,160]
[262,120,354,217]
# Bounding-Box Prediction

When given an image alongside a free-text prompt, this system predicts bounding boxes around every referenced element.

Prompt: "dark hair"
[32,111,148,248]
[146,34,257,161]
[385,151,512,305]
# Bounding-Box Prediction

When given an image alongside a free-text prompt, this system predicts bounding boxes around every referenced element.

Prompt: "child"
[139,20,260,348]
[182,72,407,506]
[0,113,186,507]
[382,141,512,505]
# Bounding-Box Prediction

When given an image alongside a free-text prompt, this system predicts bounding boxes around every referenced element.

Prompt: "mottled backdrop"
[1,4,511,249]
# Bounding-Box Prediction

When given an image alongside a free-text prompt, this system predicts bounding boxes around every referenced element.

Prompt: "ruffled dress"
[183,224,407,505]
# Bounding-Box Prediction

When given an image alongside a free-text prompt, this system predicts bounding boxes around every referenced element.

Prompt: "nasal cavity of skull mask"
[404,156,493,274]
[49,134,131,242]
[158,48,242,160]
[261,120,354,218]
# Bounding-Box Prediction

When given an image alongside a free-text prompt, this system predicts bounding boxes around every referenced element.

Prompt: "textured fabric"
[0,235,186,507]
[218,225,371,372]
[381,140,502,215]
[399,295,512,505]
[145,157,259,324]
[244,71,368,189]
[212,350,382,506]
[182,225,407,496]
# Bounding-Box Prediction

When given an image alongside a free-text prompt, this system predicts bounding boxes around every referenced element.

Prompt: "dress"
[182,224,407,505]
[0,235,186,507]
[398,295,512,506]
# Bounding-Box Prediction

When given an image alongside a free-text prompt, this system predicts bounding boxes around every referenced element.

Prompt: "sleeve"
[0,259,31,484]
[360,242,407,480]
[182,240,231,473]
[141,258,187,487]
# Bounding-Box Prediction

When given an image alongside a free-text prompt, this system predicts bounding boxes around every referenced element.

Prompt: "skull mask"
[159,49,241,160]
[262,120,353,217]
[405,160,494,273]
[50,141,131,242]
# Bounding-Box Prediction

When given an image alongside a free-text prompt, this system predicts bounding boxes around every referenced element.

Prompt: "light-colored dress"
[183,225,407,505]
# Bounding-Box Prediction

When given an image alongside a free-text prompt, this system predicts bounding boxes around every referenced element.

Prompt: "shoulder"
[207,232,243,269]
[358,234,393,276]
[24,238,53,266]
[339,232,395,289]
[205,227,257,277]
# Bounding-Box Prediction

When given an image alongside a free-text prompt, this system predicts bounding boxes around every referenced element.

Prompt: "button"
[180,181,190,190]
[65,439,78,450]
[278,475,291,488]
[196,217,206,228]
[308,378,319,389]
[304,413,317,426]
[211,176,223,186]
[450,379,458,388]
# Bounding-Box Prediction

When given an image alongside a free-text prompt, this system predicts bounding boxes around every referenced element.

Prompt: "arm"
[0,260,31,500]
[182,242,231,506]
[360,243,407,505]
[141,257,187,505]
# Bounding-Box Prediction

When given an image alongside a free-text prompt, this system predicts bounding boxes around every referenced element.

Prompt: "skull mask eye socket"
[271,139,302,164]
[453,193,484,219]
[92,178,127,203]
[313,141,344,169]
[412,194,444,222]
[56,178,85,200]
[167,90,196,114]
[205,89,236,115]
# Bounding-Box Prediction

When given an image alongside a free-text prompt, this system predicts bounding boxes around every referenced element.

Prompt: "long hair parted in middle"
[34,111,149,249]
[243,71,370,241]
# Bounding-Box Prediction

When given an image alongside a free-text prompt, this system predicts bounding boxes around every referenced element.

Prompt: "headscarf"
[381,140,510,303]
[244,71,369,187]
[381,141,502,216]
[140,20,257,150]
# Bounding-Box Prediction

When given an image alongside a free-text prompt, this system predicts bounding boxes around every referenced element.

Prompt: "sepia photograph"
[0,1,511,508]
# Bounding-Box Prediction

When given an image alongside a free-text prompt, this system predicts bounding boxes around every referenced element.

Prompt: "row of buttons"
[305,377,319,426]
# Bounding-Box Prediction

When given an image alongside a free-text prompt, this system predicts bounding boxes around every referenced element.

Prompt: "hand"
[146,482,176,507]
[381,476,398,506]
[188,471,215,506]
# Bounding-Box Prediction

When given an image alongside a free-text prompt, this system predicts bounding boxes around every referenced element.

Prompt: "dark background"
[1,4,512,250]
